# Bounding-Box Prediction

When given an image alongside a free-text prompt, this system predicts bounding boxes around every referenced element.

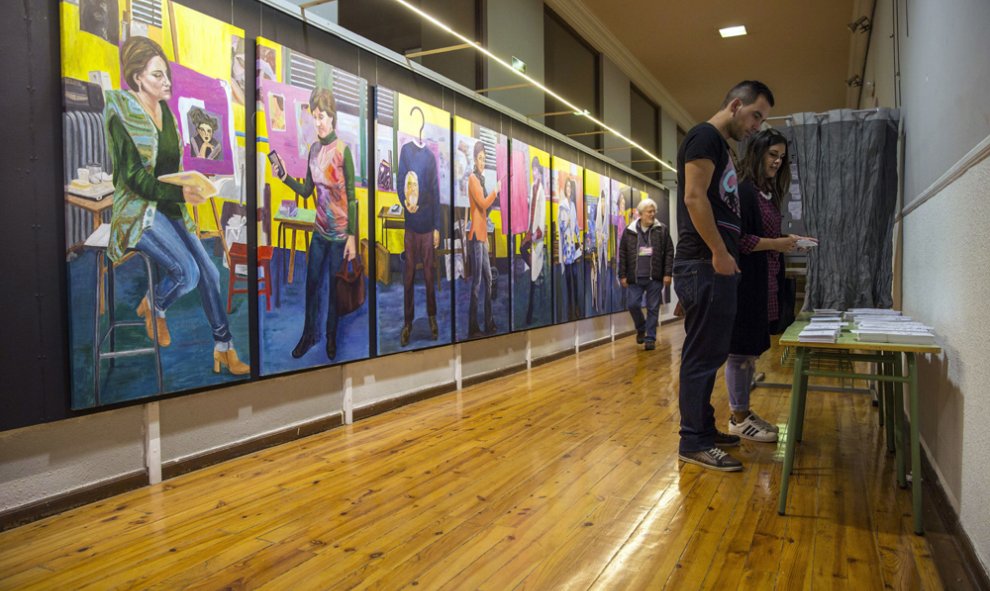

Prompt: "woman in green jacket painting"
[104,36,248,376]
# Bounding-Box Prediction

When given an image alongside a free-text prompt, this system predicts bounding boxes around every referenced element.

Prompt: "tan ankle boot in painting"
[137,296,171,347]
[213,347,250,375]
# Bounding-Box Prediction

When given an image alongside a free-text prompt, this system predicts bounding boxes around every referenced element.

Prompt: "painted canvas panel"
[584,170,610,317]
[608,179,634,313]
[453,117,509,341]
[61,1,250,409]
[510,141,552,331]
[374,88,452,354]
[255,37,370,375]
[551,157,584,323]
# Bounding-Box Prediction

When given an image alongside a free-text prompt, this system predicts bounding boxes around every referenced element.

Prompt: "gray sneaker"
[678,447,743,472]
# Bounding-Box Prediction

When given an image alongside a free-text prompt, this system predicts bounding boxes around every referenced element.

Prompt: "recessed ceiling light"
[719,25,747,38]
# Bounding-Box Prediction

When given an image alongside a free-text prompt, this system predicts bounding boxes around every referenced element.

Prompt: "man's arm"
[683,159,739,275]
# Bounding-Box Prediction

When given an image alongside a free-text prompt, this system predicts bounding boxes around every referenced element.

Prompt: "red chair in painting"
[211,199,273,313]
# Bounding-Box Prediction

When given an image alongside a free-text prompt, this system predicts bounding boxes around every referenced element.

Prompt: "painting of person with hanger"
[397,106,442,347]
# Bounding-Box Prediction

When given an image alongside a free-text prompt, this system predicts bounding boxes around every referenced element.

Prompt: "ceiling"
[577,0,859,124]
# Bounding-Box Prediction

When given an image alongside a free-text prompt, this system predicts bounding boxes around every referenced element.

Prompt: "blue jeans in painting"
[294,236,344,359]
[136,214,231,343]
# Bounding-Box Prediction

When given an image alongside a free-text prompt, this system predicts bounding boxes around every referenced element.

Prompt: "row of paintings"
[60,1,668,410]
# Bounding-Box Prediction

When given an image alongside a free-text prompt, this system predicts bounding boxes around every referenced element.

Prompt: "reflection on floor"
[3,327,960,589]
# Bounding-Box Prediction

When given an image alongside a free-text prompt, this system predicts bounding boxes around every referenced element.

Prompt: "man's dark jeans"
[673,260,739,453]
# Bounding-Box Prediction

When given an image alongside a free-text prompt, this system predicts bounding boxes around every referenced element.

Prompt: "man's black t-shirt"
[674,122,741,262]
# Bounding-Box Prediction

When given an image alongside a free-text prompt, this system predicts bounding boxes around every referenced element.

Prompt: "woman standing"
[725,129,805,442]
[618,198,673,350]
[104,36,248,375]
[466,141,500,336]
[272,88,358,360]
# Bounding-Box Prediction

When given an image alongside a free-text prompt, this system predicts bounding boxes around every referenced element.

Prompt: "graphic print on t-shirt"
[720,155,739,216]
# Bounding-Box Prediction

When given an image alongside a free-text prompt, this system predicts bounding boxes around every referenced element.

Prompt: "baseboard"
[531,348,574,367]
[162,414,344,480]
[578,336,612,351]
[919,438,990,590]
[461,362,528,389]
[612,329,637,340]
[353,382,458,421]
[0,470,148,532]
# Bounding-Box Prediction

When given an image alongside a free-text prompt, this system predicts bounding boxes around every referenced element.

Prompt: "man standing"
[674,81,774,471]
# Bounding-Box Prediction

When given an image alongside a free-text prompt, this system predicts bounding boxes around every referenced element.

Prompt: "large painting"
[255,37,370,375]
[61,1,249,409]
[584,170,610,317]
[453,117,509,341]
[609,179,633,313]
[551,156,584,323]
[510,141,552,331]
[374,88,452,354]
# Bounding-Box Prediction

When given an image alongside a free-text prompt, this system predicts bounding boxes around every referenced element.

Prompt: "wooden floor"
[0,327,951,590]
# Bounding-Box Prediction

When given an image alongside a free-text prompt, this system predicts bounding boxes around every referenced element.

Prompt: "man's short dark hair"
[720,80,775,109]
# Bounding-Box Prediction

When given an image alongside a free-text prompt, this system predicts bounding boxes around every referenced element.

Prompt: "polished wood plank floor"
[0,327,948,590]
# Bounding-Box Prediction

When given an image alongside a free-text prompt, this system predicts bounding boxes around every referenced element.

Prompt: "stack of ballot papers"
[846,309,937,345]
[798,325,840,343]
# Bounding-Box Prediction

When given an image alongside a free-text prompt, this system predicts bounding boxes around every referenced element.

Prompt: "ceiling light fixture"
[388,0,676,174]
[718,25,747,38]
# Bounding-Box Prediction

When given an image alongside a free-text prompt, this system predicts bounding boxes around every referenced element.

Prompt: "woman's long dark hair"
[738,128,791,209]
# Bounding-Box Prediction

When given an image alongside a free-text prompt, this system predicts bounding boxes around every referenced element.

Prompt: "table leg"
[876,361,885,427]
[893,353,906,488]
[883,358,896,453]
[794,355,810,443]
[288,228,297,284]
[778,346,807,515]
[907,352,924,535]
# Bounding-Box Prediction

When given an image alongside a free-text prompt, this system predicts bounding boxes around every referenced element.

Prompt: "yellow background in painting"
[453,115,472,137]
[257,37,284,83]
[375,190,401,254]
[257,38,371,257]
[60,2,120,86]
[397,93,450,136]
[585,170,601,197]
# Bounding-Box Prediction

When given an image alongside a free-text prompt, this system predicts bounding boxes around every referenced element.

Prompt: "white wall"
[896,0,990,204]
[864,0,990,574]
[902,156,990,573]
[0,406,145,513]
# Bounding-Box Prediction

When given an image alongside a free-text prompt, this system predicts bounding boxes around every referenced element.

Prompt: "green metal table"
[776,320,941,535]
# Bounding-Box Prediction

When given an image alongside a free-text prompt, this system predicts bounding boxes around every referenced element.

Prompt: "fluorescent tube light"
[719,25,747,38]
[389,0,676,174]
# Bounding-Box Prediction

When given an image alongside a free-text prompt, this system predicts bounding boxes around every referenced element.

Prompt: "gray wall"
[863,0,990,575]
[601,56,632,172]
[485,0,544,124]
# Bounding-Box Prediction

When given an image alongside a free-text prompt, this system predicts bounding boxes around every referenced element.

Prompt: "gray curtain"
[781,108,900,310]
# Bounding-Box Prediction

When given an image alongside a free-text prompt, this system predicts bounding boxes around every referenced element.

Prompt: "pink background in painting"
[510,145,530,235]
[259,79,314,179]
[159,62,235,176]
